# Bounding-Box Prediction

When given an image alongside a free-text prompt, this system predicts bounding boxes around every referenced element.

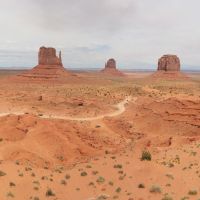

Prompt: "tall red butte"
[158,55,180,71]
[152,54,187,79]
[18,47,71,80]
[101,58,124,76]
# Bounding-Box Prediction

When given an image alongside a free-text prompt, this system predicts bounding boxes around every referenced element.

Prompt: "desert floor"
[0,70,200,200]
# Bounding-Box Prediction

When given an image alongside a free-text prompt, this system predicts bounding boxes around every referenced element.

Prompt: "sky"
[0,0,200,70]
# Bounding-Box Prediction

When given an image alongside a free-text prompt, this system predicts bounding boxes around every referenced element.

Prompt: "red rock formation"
[151,55,188,79]
[101,58,124,76]
[158,55,180,71]
[38,47,62,66]
[105,58,117,69]
[17,47,71,81]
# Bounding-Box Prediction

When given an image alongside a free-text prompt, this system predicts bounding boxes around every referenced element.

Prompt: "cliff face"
[17,46,71,81]
[101,58,124,76]
[158,55,180,71]
[38,47,63,66]
[105,58,117,69]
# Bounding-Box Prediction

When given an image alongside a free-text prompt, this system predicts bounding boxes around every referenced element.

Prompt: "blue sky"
[0,0,200,70]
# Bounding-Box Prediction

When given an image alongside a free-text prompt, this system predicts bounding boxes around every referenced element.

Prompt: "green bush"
[162,195,173,200]
[115,187,121,193]
[188,190,197,195]
[7,192,14,198]
[0,170,6,176]
[80,172,87,176]
[61,180,67,185]
[138,183,145,188]
[149,185,161,193]
[96,176,105,184]
[141,150,152,161]
[46,188,55,196]
[9,182,16,187]
[65,174,71,179]
[113,164,123,169]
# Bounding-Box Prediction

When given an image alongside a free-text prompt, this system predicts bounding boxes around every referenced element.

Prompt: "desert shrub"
[188,190,197,195]
[165,174,174,180]
[113,164,123,169]
[60,180,67,185]
[18,173,23,177]
[115,187,121,193]
[162,195,173,200]
[88,182,95,186]
[15,160,20,165]
[9,182,16,187]
[149,185,161,193]
[41,176,48,180]
[7,192,14,198]
[180,197,189,200]
[25,167,32,171]
[109,181,114,186]
[46,188,55,196]
[92,170,98,175]
[0,170,6,176]
[34,187,39,190]
[96,176,105,184]
[141,150,152,161]
[65,174,70,179]
[33,181,40,185]
[96,194,109,199]
[138,183,145,188]
[105,150,109,154]
[80,171,87,176]
[31,173,36,177]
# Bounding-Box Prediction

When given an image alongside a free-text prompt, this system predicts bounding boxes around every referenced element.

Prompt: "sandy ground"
[0,70,199,200]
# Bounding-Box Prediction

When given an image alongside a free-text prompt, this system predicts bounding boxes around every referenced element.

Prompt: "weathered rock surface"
[38,47,63,66]
[105,58,117,69]
[151,54,187,79]
[17,47,71,81]
[101,58,124,76]
[158,55,180,71]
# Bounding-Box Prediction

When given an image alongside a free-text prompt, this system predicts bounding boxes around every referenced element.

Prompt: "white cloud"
[0,0,200,69]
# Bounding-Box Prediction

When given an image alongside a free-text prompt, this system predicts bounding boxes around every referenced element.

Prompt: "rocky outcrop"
[38,47,63,66]
[152,54,187,79]
[101,58,124,76]
[105,58,117,69]
[17,46,72,81]
[158,55,180,71]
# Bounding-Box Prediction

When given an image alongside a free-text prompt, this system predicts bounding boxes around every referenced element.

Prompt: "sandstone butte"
[101,58,124,76]
[152,54,187,79]
[158,54,180,71]
[18,46,71,80]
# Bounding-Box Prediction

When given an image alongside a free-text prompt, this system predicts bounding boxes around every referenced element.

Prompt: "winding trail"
[0,96,136,121]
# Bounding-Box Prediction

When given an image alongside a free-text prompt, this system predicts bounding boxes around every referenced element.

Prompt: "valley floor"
[0,71,199,200]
